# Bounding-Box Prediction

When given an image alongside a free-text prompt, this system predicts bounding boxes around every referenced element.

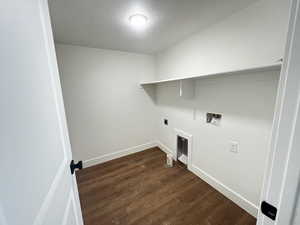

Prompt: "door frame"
[257,0,300,224]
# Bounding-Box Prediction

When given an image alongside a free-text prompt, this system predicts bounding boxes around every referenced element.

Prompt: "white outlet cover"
[230,141,239,153]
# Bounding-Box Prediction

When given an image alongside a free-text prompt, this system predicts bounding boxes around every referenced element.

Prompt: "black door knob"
[70,160,83,174]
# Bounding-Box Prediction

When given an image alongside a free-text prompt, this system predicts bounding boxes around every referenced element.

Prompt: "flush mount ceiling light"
[129,14,148,30]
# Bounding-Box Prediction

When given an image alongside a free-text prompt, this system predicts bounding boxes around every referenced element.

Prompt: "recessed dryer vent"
[175,129,192,169]
[177,136,188,165]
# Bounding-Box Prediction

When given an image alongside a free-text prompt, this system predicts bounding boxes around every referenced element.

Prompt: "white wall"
[153,0,290,216]
[156,70,279,216]
[155,0,290,80]
[55,44,157,165]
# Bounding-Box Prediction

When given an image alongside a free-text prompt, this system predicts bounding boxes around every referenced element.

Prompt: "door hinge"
[70,160,83,174]
[261,201,277,221]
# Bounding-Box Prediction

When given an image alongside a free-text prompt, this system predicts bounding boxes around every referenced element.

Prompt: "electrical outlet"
[164,119,168,126]
[230,141,239,153]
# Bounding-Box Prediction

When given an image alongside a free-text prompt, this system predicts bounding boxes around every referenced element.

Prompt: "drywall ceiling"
[49,0,257,54]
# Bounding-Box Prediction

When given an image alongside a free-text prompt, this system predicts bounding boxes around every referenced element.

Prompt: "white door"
[0,1,84,225]
[257,0,300,224]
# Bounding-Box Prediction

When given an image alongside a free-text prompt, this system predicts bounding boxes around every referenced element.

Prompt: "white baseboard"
[155,140,258,217]
[190,164,258,218]
[83,141,157,168]
[156,140,174,158]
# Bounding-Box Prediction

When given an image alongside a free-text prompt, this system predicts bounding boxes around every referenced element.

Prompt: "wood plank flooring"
[76,147,256,225]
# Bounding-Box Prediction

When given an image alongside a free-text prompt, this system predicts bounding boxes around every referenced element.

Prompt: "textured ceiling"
[49,0,257,54]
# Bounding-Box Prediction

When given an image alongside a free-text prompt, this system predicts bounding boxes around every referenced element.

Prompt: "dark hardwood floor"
[76,147,256,225]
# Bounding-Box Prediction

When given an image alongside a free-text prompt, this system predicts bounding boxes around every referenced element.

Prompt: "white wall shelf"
[140,63,282,86]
